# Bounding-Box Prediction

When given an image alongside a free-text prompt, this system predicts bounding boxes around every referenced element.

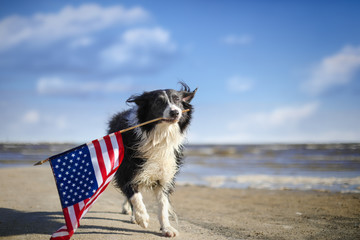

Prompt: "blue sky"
[1,0,360,143]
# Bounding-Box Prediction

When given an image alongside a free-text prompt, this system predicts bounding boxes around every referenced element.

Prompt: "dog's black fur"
[107,82,196,237]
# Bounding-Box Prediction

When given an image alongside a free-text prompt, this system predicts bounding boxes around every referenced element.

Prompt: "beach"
[0,167,359,240]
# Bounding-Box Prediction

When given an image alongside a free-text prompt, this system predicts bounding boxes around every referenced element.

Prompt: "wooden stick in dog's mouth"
[34,109,190,166]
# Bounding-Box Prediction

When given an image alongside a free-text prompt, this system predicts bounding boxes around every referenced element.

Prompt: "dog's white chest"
[133,123,184,188]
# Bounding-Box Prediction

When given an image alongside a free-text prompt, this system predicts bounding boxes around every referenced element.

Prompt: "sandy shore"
[0,167,359,240]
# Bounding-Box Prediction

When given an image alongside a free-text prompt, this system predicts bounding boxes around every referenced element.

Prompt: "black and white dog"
[107,83,196,237]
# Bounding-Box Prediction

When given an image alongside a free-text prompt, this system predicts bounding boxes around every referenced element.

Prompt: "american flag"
[49,131,124,240]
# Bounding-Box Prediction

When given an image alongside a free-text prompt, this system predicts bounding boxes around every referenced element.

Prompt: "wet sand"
[0,167,359,240]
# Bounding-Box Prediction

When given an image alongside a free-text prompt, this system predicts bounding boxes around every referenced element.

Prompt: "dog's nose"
[169,109,179,118]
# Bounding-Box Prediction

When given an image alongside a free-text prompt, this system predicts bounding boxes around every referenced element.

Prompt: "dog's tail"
[168,201,179,226]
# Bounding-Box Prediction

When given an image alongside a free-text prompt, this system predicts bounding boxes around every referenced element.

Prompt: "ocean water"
[1,143,360,193]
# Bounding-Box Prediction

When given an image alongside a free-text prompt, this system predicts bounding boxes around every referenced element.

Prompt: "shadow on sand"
[0,208,161,237]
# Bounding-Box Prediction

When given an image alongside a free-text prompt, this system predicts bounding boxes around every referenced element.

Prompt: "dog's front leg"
[129,192,150,228]
[156,189,179,237]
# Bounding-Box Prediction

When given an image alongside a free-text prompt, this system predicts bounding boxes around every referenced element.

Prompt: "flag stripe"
[92,139,107,181]
[114,132,124,168]
[88,142,103,187]
[99,137,111,174]
[104,135,115,170]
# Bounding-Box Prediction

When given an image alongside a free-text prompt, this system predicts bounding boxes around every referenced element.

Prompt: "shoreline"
[1,167,360,239]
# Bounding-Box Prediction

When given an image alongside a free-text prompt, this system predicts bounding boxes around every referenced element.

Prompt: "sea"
[1,143,360,193]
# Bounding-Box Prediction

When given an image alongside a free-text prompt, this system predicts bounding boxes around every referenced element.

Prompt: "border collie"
[107,82,197,237]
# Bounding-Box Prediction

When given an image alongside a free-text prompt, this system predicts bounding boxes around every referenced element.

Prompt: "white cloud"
[227,76,253,92]
[37,76,133,96]
[229,102,320,131]
[222,34,252,45]
[304,45,360,95]
[100,27,177,71]
[0,4,149,51]
[68,36,94,49]
[22,110,40,124]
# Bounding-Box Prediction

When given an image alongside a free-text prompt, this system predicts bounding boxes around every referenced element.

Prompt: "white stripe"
[68,205,78,229]
[109,133,120,169]
[78,201,85,211]
[51,226,69,238]
[99,139,111,174]
[52,231,69,238]
[87,142,103,187]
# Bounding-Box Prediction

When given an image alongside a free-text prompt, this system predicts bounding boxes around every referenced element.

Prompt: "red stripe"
[104,135,115,169]
[92,139,107,181]
[73,203,81,227]
[63,207,73,232]
[114,132,124,166]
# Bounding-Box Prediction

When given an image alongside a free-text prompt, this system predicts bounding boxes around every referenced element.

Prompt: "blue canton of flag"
[52,145,98,208]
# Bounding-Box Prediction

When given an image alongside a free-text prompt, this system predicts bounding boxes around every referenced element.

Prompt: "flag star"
[65,201,68,204]
[81,189,84,193]
[67,180,71,184]
[82,160,85,163]
[90,180,94,184]
[86,163,89,166]
[71,154,75,157]
[65,172,69,175]
[82,175,85,178]
[65,156,68,160]
[68,166,71,169]
[85,192,89,196]
[80,166,83,169]
[62,192,66,195]
[72,199,75,202]
[57,159,61,162]
[79,181,83,184]
[55,165,59,168]
[79,151,82,155]
[75,163,78,166]
[65,186,68,190]
[70,175,74,178]
[75,178,78,181]
[63,177,67,181]
[58,174,62,178]
[62,162,66,166]
[70,159,73,163]
[79,195,82,199]
[84,184,87,187]
[77,157,80,160]
[88,186,91,190]
[67,195,71,199]
[84,169,87,172]
[88,172,92,175]
[72,184,75,187]
[84,154,87,157]
[77,186,80,190]
[70,189,73,193]
[60,183,64,187]
[92,190,96,193]
[60,169,64,172]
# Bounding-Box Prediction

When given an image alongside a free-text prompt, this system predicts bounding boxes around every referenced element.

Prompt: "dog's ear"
[182,88,197,103]
[179,82,197,103]
[127,93,147,106]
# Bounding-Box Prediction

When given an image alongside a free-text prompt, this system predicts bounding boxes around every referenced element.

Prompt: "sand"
[0,167,359,240]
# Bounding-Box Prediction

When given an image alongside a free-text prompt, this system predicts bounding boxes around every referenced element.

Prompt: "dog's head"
[127,82,197,131]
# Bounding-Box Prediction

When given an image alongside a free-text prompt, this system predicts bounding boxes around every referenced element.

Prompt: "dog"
[107,82,197,237]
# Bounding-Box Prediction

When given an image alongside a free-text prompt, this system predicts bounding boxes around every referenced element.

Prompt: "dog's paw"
[134,210,149,228]
[161,226,179,238]
[122,203,132,215]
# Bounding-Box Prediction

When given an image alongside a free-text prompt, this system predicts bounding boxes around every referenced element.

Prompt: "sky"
[1,0,360,144]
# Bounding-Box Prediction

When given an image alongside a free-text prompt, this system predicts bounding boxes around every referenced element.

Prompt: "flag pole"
[34,109,190,166]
